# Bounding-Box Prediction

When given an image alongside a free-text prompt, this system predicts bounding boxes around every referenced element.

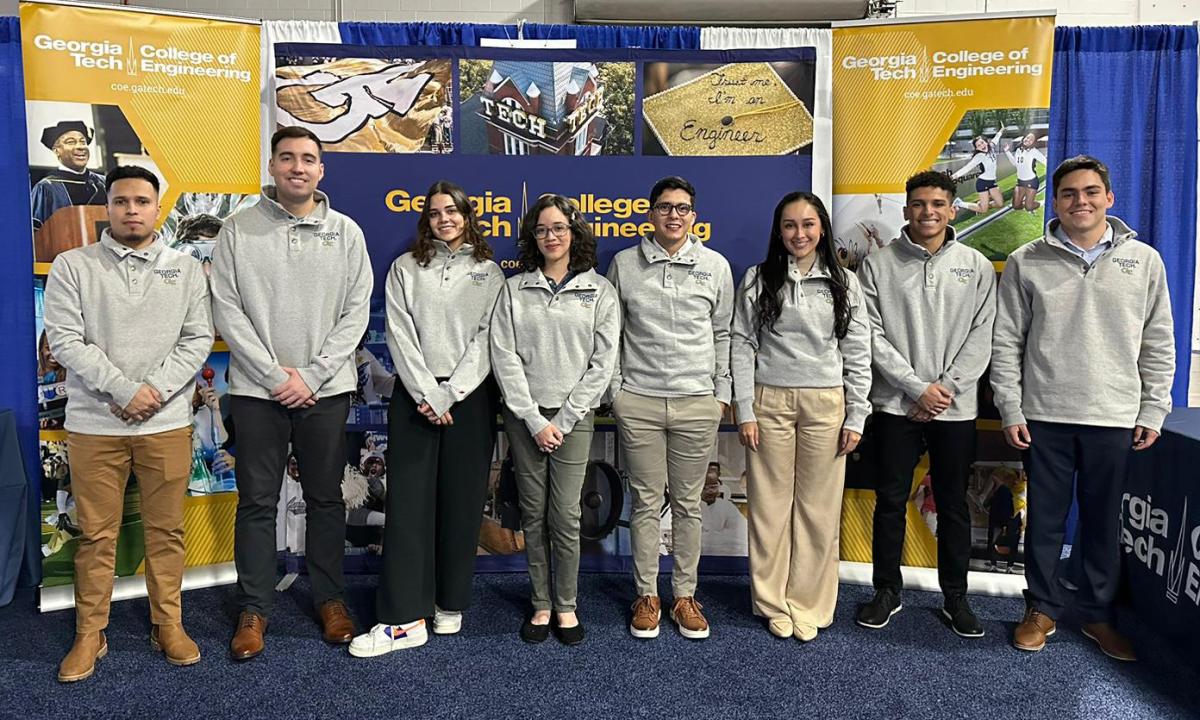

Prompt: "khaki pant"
[67,427,191,632]
[746,385,845,628]
[614,390,721,598]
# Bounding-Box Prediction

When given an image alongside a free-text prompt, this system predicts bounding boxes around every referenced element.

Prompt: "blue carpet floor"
[1,574,1197,719]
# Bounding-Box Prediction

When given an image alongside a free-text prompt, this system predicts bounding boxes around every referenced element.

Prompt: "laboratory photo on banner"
[275,55,454,153]
[642,61,815,157]
[459,59,634,156]
[26,100,166,264]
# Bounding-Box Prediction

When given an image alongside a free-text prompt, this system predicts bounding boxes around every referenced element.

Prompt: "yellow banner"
[833,16,1054,195]
[831,15,1055,267]
[21,1,261,215]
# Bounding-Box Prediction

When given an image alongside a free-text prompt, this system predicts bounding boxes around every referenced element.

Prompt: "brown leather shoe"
[1013,607,1056,652]
[318,600,356,644]
[629,595,661,639]
[230,611,268,661]
[670,597,711,640]
[1082,623,1137,662]
[151,623,201,666]
[58,631,107,683]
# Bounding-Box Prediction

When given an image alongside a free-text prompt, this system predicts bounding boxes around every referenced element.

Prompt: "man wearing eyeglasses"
[607,176,734,641]
[31,120,107,231]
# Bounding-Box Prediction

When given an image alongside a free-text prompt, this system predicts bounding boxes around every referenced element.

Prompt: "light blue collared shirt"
[1054,224,1114,266]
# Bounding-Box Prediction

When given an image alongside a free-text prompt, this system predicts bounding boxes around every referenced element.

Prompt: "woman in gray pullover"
[731,191,872,642]
[350,181,504,658]
[491,194,620,645]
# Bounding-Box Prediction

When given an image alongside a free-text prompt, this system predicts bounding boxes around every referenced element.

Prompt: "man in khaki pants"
[44,165,213,681]
[607,176,734,640]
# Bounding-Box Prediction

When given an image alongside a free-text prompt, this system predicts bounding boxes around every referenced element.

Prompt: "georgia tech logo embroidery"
[313,230,340,247]
[1112,257,1140,275]
[576,291,597,308]
[814,287,834,305]
[687,269,712,285]
[469,271,489,286]
[153,268,182,285]
[949,267,975,284]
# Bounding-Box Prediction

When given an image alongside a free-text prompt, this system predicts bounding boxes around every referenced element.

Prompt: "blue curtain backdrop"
[0,17,40,591]
[1048,25,1197,407]
[338,21,700,49]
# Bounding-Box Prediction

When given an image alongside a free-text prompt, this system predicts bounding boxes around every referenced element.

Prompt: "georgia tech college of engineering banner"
[831,15,1053,576]
[22,1,261,607]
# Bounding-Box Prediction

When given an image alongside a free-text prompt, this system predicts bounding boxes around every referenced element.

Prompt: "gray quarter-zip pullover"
[211,186,372,400]
[44,231,213,435]
[731,257,873,433]
[385,241,504,417]
[607,235,734,402]
[491,268,620,436]
[856,226,997,421]
[991,216,1174,431]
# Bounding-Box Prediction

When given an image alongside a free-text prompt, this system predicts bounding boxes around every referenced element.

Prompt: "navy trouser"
[1023,421,1131,623]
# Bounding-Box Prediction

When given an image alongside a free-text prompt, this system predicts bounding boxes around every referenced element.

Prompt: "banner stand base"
[838,560,1027,598]
[38,562,238,613]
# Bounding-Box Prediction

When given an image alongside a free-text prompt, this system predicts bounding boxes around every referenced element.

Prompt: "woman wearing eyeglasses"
[731,191,871,642]
[491,194,620,646]
[349,180,504,658]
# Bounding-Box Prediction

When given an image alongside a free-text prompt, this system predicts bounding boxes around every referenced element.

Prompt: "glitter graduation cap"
[643,62,814,157]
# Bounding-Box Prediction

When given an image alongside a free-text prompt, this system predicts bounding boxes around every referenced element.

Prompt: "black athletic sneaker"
[856,588,902,629]
[942,594,985,638]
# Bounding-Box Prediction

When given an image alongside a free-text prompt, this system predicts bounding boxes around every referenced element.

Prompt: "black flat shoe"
[520,618,550,644]
[554,618,585,646]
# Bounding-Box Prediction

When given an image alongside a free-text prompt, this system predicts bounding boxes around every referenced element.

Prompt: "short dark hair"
[649,176,695,206]
[271,126,322,157]
[1052,155,1111,193]
[105,165,159,194]
[516,194,597,273]
[905,170,956,200]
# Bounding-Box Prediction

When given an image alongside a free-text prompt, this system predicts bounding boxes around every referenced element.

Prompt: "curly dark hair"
[515,194,597,273]
[905,169,957,200]
[753,191,852,339]
[411,180,494,267]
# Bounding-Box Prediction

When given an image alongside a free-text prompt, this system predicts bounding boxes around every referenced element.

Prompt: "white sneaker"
[348,620,427,657]
[432,607,463,635]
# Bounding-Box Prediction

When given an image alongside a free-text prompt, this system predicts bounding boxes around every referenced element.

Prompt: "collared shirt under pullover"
[491,268,620,436]
[606,235,734,403]
[385,240,504,417]
[731,257,873,433]
[211,187,372,401]
[856,225,997,421]
[990,216,1174,432]
[44,231,213,435]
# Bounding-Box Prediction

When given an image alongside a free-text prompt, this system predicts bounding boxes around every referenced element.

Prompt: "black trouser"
[375,381,496,624]
[231,393,351,617]
[1023,421,1130,623]
[871,413,975,596]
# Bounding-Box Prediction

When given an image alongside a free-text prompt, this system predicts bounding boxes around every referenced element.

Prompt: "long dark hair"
[516,194,597,273]
[412,180,494,267]
[754,191,852,339]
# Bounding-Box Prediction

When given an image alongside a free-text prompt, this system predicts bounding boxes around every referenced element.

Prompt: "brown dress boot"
[58,631,107,683]
[152,623,201,666]
[230,611,268,661]
[318,600,356,644]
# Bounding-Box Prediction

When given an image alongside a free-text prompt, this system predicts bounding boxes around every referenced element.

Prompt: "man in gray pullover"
[212,127,373,660]
[855,170,996,639]
[44,165,212,681]
[608,176,734,641]
[992,155,1174,661]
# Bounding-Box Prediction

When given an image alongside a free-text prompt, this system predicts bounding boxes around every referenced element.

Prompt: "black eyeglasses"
[652,202,694,216]
[534,224,570,239]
